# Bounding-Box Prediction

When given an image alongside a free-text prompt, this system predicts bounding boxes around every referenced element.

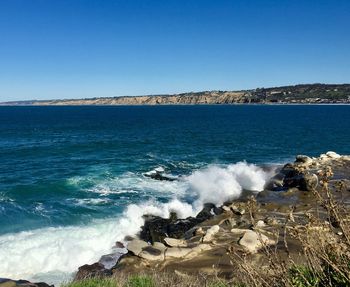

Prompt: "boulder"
[140,204,215,243]
[222,205,231,212]
[184,244,212,259]
[231,228,251,234]
[194,227,205,236]
[143,167,176,181]
[98,250,126,269]
[202,225,220,242]
[326,151,341,159]
[196,203,221,220]
[164,237,187,247]
[138,246,165,261]
[165,247,192,259]
[265,173,284,190]
[74,262,112,280]
[238,230,275,253]
[230,205,245,215]
[255,220,266,229]
[299,172,318,191]
[127,239,148,256]
[281,162,318,191]
[295,155,313,165]
[115,241,125,248]
[219,218,237,228]
[153,242,167,250]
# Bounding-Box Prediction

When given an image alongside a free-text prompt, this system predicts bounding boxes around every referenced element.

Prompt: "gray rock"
[230,205,245,215]
[326,151,341,159]
[127,239,148,256]
[184,244,212,259]
[202,225,220,242]
[98,250,126,269]
[165,247,192,259]
[222,205,231,212]
[299,172,318,191]
[74,262,112,280]
[164,237,187,247]
[153,242,167,250]
[281,162,318,191]
[238,230,275,253]
[194,227,205,236]
[231,228,251,234]
[255,220,266,229]
[296,155,313,164]
[219,218,237,228]
[138,246,165,261]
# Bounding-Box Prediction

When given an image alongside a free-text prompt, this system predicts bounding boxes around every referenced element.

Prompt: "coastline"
[1,84,350,106]
[3,151,348,286]
[1,102,350,107]
[73,152,350,283]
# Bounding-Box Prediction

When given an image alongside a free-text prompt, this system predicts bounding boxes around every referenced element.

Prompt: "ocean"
[0,105,349,284]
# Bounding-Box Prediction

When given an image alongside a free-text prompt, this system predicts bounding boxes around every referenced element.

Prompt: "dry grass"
[63,272,233,287]
[231,166,350,287]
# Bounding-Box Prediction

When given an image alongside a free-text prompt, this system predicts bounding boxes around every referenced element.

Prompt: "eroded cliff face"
[2,84,350,105]
[31,91,251,106]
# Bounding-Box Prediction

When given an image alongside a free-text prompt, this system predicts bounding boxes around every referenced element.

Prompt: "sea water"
[0,105,349,283]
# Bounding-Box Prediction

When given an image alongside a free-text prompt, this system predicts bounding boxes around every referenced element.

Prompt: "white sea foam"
[0,161,271,284]
[73,198,112,205]
[68,171,187,197]
[0,219,120,283]
[0,199,193,285]
[187,162,269,211]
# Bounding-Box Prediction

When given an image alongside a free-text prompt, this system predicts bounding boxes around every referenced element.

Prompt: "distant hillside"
[1,84,350,105]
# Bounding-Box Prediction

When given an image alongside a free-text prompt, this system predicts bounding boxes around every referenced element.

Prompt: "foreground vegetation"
[62,273,230,287]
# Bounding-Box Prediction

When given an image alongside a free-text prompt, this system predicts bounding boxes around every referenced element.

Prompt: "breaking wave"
[0,161,271,284]
[187,161,270,210]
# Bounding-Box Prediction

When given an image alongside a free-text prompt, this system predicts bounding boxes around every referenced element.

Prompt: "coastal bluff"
[2,84,350,105]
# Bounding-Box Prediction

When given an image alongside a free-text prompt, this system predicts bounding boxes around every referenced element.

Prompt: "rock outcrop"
[71,152,350,283]
[238,230,275,253]
[267,152,350,192]
[74,262,113,281]
[140,203,219,244]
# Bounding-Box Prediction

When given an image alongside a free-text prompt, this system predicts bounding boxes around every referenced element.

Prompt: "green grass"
[125,275,155,287]
[62,277,117,287]
[62,276,155,287]
[289,266,321,287]
[62,275,233,287]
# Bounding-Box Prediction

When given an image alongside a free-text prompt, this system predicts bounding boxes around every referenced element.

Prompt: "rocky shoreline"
[74,152,350,281]
[2,151,350,286]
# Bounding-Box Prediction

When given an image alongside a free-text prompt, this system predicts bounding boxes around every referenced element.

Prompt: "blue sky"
[0,0,349,101]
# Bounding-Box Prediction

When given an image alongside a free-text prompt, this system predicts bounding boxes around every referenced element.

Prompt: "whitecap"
[186,161,271,211]
[1,161,272,284]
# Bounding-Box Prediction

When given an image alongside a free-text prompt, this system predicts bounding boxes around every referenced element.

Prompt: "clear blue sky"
[0,0,349,101]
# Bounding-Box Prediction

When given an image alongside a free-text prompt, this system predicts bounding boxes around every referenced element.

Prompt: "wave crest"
[187,162,269,210]
[0,161,271,284]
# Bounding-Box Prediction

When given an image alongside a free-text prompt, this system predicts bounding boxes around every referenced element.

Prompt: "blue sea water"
[0,105,349,283]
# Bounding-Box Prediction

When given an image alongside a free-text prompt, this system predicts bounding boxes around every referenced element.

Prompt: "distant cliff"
[2,84,350,105]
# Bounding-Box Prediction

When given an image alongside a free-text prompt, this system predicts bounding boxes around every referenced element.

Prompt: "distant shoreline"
[1,83,350,106]
[1,103,349,107]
